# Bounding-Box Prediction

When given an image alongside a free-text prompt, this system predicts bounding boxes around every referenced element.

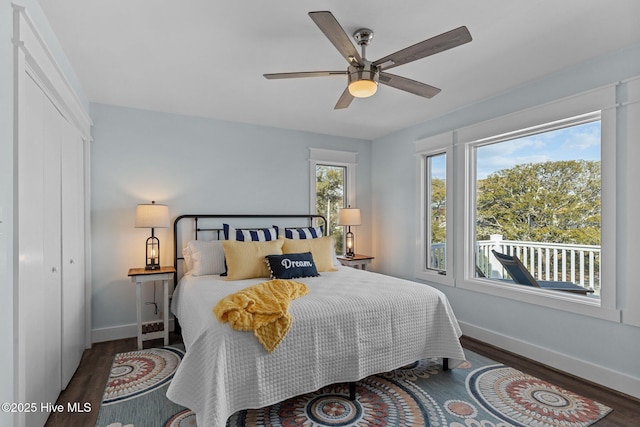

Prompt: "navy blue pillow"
[281,226,323,239]
[223,224,278,241]
[264,252,319,280]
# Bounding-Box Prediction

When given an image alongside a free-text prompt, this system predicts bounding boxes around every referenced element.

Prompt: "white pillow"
[331,244,342,268]
[182,246,194,272]
[186,240,226,276]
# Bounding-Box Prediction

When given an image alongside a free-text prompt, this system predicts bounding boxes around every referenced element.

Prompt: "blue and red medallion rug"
[96,346,611,427]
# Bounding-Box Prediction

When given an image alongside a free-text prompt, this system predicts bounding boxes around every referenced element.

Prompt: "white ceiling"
[38,0,640,140]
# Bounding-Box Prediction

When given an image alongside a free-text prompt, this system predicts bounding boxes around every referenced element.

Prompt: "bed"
[166,214,466,426]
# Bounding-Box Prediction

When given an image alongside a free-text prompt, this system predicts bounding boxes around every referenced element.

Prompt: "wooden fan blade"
[309,11,363,66]
[263,71,347,79]
[334,87,354,109]
[379,72,441,98]
[373,26,472,71]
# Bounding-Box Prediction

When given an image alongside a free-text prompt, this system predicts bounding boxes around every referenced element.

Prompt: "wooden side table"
[128,266,175,350]
[337,254,375,270]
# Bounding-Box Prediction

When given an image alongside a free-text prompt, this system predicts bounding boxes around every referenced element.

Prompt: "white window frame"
[416,85,621,322]
[415,133,454,286]
[309,147,358,220]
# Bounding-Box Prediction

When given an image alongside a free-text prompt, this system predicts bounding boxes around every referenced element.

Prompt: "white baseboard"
[459,321,640,400]
[92,319,175,344]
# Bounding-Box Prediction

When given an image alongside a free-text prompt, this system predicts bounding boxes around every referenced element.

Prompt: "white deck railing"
[430,235,601,294]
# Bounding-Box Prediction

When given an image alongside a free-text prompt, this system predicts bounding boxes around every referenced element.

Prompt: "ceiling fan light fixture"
[348,79,378,98]
[347,64,379,98]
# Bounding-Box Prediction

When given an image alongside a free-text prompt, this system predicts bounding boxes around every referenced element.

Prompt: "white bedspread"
[166,267,465,427]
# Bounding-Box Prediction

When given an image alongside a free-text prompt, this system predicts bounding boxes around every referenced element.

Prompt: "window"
[425,153,447,272]
[309,148,357,255]
[416,133,453,285]
[416,85,619,321]
[474,115,602,297]
[315,164,346,254]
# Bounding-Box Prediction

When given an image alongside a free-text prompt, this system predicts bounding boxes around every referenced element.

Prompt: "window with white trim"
[473,114,602,298]
[416,134,454,286]
[309,148,357,255]
[416,85,619,321]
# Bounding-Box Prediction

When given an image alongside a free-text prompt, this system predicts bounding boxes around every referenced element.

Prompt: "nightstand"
[337,254,375,270]
[128,266,175,350]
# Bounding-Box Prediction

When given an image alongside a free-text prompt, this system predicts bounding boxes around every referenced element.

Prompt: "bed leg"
[443,357,449,371]
[348,382,356,401]
[174,316,182,337]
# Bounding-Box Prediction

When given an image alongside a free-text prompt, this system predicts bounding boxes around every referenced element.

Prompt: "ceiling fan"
[263,11,472,109]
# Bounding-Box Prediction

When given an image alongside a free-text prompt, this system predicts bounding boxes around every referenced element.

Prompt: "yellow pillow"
[282,236,338,272]
[222,239,284,280]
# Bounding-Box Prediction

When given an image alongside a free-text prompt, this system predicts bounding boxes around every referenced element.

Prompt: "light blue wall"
[371,43,640,393]
[90,103,372,335]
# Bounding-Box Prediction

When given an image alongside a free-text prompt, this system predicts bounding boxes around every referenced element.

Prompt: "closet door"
[42,83,64,401]
[18,72,63,427]
[18,71,47,427]
[14,7,91,426]
[60,120,86,388]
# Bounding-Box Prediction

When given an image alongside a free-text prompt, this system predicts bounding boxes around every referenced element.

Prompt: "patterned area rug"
[95,346,611,427]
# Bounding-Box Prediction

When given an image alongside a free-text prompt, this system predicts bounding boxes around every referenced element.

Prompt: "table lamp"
[135,201,169,270]
[338,206,361,258]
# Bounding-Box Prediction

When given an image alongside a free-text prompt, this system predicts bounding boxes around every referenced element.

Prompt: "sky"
[476,120,601,179]
[429,120,601,180]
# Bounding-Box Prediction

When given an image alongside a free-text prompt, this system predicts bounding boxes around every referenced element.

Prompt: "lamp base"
[145,264,161,270]
[345,250,355,258]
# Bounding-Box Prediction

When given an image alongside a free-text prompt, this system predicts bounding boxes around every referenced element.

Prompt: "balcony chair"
[491,250,593,295]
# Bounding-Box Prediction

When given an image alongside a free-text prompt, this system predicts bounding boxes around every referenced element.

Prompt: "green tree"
[476,160,601,245]
[316,166,345,253]
[430,177,446,244]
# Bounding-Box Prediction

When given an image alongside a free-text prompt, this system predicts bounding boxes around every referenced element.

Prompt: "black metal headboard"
[173,214,327,286]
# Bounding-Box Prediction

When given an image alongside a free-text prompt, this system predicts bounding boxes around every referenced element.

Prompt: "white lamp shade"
[135,202,169,228]
[338,207,361,226]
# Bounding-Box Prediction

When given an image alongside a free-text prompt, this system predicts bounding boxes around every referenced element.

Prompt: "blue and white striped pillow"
[282,226,323,239]
[223,224,278,241]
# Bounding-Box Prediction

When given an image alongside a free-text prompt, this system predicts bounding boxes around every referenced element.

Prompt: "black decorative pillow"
[265,252,319,280]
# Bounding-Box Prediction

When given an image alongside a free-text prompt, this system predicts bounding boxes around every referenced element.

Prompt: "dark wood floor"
[460,338,640,426]
[45,334,639,427]
[44,333,184,427]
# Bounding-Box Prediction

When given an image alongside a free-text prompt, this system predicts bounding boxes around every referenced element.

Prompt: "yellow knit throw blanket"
[213,279,309,353]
